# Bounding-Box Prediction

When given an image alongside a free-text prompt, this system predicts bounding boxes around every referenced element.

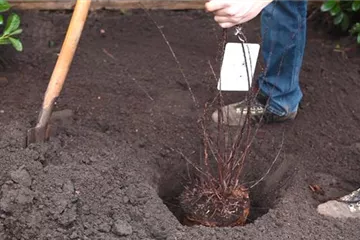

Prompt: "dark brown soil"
[0,8,360,240]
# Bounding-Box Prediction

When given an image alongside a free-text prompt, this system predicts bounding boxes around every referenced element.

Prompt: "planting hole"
[158,174,278,226]
[156,116,289,227]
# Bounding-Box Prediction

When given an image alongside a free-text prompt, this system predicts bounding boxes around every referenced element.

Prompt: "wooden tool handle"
[43,0,91,109]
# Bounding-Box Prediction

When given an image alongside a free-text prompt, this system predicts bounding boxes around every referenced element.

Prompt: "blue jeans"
[257,0,307,116]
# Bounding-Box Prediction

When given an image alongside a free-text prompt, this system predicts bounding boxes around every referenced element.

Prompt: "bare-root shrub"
[178,29,261,227]
[141,7,262,227]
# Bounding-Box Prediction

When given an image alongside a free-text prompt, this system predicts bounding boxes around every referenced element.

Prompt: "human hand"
[205,0,273,28]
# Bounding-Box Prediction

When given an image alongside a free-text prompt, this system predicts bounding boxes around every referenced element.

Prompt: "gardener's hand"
[205,0,273,28]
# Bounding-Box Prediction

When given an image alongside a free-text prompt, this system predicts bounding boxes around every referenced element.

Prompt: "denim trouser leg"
[257,0,307,116]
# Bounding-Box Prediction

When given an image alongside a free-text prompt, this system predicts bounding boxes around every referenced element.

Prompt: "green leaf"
[0,38,11,45]
[357,33,360,44]
[321,0,337,12]
[352,1,360,11]
[0,0,10,13]
[0,14,3,25]
[4,13,20,36]
[334,12,344,25]
[341,14,350,31]
[330,4,341,16]
[8,37,22,51]
[9,28,22,36]
[350,23,360,34]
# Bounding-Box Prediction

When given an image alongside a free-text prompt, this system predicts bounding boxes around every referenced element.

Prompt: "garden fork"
[26,0,91,146]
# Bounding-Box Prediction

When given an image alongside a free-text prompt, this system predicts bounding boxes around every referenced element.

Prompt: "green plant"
[0,0,22,51]
[350,22,360,43]
[321,0,360,44]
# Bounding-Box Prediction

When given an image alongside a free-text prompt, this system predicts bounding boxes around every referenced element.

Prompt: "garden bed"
[0,9,359,239]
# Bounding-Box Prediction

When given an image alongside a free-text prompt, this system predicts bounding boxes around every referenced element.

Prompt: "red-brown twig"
[250,131,285,189]
[140,4,271,199]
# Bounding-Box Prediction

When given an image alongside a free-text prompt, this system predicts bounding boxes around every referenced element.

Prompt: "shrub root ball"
[179,183,250,227]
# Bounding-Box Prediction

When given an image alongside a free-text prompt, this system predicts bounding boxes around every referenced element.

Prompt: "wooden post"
[9,0,206,10]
